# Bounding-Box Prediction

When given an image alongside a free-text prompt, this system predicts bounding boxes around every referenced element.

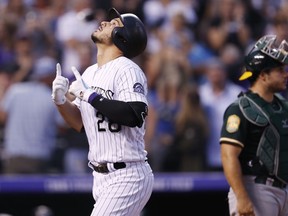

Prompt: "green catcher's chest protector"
[239,92,288,184]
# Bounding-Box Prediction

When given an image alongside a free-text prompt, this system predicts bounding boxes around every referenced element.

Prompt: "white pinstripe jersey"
[73,57,148,163]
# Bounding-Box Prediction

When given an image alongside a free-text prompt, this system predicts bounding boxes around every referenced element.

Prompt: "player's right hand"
[51,63,69,105]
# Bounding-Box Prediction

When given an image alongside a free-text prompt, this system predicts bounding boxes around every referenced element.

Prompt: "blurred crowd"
[0,0,288,175]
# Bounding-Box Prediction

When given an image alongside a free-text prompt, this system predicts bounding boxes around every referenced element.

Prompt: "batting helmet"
[108,8,147,58]
[239,35,288,80]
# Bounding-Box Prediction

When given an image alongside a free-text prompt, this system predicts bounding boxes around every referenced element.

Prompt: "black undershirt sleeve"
[89,95,148,128]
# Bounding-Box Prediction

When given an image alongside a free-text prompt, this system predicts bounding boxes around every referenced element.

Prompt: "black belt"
[255,176,287,189]
[91,162,126,173]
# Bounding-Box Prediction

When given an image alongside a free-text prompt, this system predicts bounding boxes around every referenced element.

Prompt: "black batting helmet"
[239,35,288,80]
[108,8,147,58]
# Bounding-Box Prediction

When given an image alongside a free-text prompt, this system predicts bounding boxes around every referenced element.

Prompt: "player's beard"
[91,32,113,46]
[91,32,98,43]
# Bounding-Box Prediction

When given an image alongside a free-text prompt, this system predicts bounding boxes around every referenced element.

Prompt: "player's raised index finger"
[71,66,82,80]
[56,63,62,76]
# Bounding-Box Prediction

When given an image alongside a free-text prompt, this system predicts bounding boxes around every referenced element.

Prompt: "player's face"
[91,18,124,44]
[265,66,288,92]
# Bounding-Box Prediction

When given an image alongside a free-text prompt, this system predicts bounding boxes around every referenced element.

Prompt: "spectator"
[55,0,98,78]
[0,18,18,66]
[0,62,19,173]
[0,62,18,102]
[219,43,243,86]
[143,0,172,28]
[145,46,184,171]
[162,83,209,172]
[199,57,245,171]
[0,56,66,174]
[11,34,34,83]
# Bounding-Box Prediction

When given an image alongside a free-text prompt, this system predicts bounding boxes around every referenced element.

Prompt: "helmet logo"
[254,54,264,59]
[252,54,264,65]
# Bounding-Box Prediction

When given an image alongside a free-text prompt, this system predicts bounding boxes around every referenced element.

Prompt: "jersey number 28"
[96,112,121,132]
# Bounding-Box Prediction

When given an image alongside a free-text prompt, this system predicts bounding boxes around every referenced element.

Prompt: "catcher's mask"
[239,35,288,81]
[108,8,147,59]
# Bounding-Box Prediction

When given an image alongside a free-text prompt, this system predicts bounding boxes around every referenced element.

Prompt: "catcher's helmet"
[239,35,288,80]
[108,8,147,58]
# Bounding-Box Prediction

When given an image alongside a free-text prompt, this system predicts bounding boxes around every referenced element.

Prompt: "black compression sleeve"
[89,95,147,127]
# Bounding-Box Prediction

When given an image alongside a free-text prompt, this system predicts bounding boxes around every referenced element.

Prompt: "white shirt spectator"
[55,1,98,78]
[199,58,245,170]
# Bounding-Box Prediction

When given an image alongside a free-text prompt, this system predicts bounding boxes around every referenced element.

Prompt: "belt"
[255,176,287,189]
[90,162,126,173]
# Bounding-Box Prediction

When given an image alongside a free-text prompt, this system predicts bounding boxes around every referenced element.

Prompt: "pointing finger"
[56,63,62,76]
[71,66,82,80]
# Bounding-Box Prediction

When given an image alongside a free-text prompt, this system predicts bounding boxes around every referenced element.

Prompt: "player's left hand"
[69,66,95,102]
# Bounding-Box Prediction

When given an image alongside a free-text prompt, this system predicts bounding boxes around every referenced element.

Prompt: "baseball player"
[220,34,288,216]
[51,8,154,216]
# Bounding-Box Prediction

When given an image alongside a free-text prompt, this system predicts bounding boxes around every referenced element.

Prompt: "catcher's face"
[262,66,288,92]
[91,18,123,44]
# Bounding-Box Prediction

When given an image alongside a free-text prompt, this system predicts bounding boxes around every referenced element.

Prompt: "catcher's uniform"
[220,91,288,216]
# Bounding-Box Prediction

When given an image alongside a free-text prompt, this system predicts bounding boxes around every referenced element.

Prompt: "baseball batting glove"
[51,63,69,105]
[69,66,98,102]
